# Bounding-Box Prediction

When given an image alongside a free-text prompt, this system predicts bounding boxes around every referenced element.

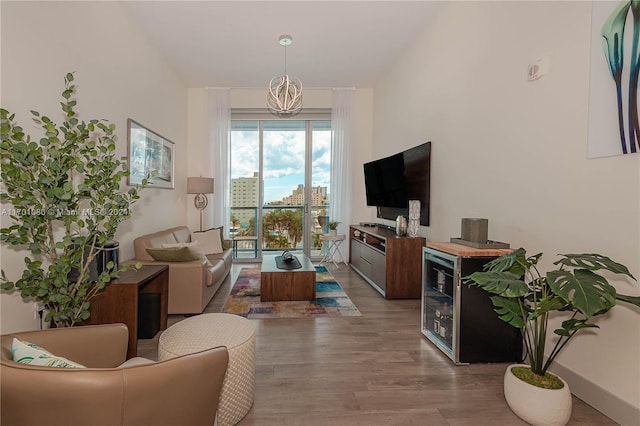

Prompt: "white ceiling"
[121,1,442,88]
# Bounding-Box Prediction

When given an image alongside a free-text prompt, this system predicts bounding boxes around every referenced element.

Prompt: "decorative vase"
[408,200,420,237]
[395,216,407,236]
[329,229,337,236]
[503,364,572,426]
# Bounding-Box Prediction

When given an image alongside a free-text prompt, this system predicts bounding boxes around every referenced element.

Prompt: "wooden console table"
[349,225,425,299]
[85,264,169,359]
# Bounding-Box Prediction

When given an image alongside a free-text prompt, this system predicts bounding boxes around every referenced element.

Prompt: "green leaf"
[554,318,599,336]
[547,269,617,317]
[554,253,636,280]
[489,295,527,328]
[535,295,568,315]
[616,294,640,306]
[483,248,525,272]
[465,271,529,297]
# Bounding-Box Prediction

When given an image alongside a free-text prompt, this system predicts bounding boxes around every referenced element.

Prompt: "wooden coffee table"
[260,254,316,302]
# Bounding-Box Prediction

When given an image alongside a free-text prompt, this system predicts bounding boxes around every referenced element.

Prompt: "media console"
[349,225,425,299]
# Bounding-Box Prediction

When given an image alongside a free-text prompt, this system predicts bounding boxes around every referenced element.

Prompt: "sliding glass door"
[230,119,331,261]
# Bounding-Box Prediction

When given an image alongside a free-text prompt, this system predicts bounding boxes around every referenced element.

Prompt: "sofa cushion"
[206,261,228,287]
[134,230,179,261]
[169,226,192,244]
[11,338,85,368]
[149,233,178,248]
[146,247,201,262]
[192,229,223,254]
[162,241,210,265]
[207,249,232,270]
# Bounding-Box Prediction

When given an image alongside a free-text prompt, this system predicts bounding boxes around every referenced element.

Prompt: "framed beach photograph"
[127,119,175,189]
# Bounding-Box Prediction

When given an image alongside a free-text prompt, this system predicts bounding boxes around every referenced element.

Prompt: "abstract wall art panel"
[588,0,640,158]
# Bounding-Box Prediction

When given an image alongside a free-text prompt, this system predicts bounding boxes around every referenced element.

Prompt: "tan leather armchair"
[1,323,229,426]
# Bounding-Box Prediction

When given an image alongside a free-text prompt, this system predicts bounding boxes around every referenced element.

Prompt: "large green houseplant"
[465,248,639,425]
[0,73,148,327]
[467,248,638,381]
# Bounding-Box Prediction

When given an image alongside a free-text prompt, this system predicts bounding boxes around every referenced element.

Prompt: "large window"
[229,118,331,261]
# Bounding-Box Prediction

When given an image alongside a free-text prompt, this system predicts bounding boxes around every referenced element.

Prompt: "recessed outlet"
[33,302,45,319]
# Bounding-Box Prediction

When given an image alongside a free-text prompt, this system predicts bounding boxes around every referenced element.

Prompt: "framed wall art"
[127,119,175,189]
[588,1,640,158]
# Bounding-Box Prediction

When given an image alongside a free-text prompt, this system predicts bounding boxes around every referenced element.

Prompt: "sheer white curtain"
[330,88,354,255]
[206,88,231,234]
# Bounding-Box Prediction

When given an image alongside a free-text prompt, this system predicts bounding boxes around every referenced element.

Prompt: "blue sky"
[230,128,331,203]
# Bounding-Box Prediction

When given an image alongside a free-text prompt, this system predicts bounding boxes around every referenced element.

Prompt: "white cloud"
[230,127,332,198]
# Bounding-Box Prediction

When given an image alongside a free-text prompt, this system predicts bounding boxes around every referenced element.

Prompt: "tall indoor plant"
[0,73,148,327]
[466,247,639,425]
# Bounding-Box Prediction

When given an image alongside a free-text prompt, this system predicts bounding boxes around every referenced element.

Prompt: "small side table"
[85,264,169,359]
[232,235,258,258]
[320,234,347,268]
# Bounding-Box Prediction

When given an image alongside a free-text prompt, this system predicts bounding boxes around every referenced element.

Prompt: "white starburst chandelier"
[267,34,303,117]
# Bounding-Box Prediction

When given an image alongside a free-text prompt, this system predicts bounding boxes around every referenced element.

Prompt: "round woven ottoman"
[158,313,256,426]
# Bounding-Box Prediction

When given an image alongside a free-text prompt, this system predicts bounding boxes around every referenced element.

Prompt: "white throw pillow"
[11,338,86,368]
[191,229,223,255]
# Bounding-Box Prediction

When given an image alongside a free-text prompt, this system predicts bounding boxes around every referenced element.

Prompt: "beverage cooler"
[421,246,522,365]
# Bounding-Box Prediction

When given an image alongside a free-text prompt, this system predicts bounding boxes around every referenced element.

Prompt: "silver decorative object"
[396,215,407,236]
[408,199,421,237]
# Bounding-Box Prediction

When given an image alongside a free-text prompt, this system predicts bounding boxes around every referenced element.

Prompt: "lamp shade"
[187,177,214,194]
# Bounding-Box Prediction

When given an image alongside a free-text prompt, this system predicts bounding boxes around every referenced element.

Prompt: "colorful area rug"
[222,265,361,318]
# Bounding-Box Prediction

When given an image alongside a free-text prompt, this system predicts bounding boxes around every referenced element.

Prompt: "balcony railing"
[230,204,330,259]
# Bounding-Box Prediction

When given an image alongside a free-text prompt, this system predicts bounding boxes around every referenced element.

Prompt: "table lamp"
[187,177,214,231]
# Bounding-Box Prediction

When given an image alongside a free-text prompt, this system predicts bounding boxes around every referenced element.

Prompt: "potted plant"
[0,73,149,327]
[465,247,639,426]
[327,221,341,236]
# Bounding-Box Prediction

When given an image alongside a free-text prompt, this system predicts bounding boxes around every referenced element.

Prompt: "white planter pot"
[329,229,337,236]
[503,364,572,426]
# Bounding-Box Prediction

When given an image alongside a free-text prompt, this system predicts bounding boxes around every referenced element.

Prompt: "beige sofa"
[133,226,232,314]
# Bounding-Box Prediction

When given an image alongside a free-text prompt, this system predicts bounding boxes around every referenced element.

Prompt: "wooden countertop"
[427,242,512,257]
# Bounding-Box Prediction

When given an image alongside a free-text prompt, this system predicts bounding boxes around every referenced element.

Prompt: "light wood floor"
[138,263,617,425]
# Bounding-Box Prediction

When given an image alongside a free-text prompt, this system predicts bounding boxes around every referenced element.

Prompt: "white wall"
[0,2,188,333]
[372,1,640,421]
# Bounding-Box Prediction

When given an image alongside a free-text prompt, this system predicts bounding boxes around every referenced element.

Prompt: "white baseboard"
[550,363,640,426]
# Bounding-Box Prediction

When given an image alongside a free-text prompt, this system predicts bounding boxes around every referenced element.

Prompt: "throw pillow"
[12,338,86,368]
[213,226,229,250]
[191,228,223,254]
[161,241,211,265]
[197,226,228,250]
[146,246,201,262]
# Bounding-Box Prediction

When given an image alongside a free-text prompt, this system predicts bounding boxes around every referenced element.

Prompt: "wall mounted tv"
[363,141,431,226]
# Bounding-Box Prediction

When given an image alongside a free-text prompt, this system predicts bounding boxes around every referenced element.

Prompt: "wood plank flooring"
[137,263,617,425]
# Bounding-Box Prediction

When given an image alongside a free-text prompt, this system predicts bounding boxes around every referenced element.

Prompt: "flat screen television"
[363,142,431,226]
[363,153,407,208]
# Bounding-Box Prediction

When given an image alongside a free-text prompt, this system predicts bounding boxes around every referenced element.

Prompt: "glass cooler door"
[421,249,457,361]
